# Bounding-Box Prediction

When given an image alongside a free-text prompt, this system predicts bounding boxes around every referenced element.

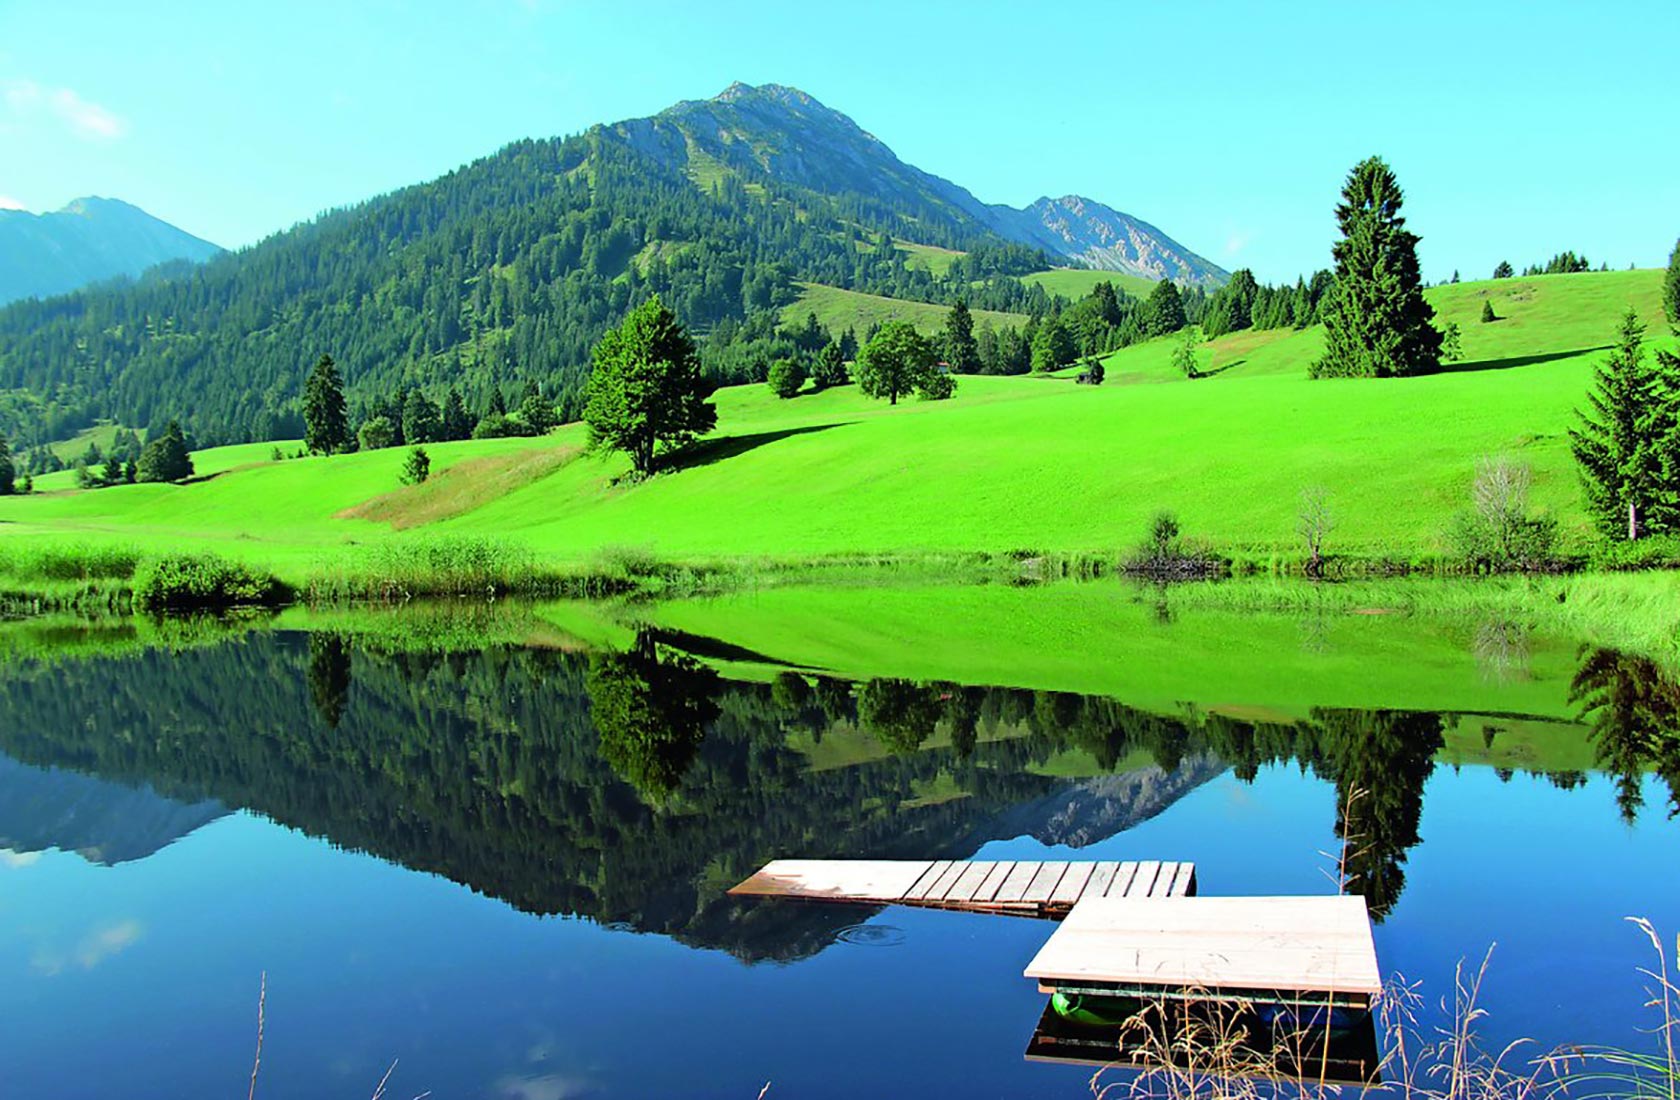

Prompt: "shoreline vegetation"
[2,537,1677,672]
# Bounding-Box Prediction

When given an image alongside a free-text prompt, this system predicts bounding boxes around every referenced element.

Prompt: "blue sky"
[2,0,1676,283]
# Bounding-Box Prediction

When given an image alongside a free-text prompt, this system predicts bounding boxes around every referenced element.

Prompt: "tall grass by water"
[1098,922,1678,1100]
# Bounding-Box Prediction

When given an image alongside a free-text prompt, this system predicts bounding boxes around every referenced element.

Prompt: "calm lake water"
[0,607,1676,1099]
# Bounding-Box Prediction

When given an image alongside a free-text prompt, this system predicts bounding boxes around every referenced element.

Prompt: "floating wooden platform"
[727,858,1196,918]
[1025,895,1382,1009]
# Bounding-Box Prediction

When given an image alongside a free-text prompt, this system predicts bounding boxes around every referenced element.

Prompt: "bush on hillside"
[1445,456,1561,572]
[1123,510,1220,578]
[132,552,288,611]
[400,446,431,486]
[767,358,806,399]
[1481,300,1498,323]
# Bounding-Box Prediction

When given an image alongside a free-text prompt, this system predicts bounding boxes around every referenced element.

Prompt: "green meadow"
[1,269,1673,589]
[781,280,1025,335]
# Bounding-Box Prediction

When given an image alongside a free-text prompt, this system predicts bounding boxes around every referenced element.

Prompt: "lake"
[0,592,1676,1099]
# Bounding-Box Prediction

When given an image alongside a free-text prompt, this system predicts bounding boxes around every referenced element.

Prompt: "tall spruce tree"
[441,387,472,441]
[1312,157,1442,378]
[1664,238,1680,325]
[302,354,351,454]
[0,436,13,495]
[1570,310,1675,539]
[939,301,982,373]
[583,294,716,476]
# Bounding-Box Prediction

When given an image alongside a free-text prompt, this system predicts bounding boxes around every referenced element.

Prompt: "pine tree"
[810,341,848,390]
[136,421,195,483]
[939,301,981,373]
[1570,310,1675,538]
[400,446,431,486]
[1664,238,1680,325]
[0,436,13,495]
[1493,260,1514,279]
[441,387,472,440]
[583,294,716,475]
[302,354,351,454]
[1312,157,1442,378]
[402,389,441,444]
[1481,300,1498,324]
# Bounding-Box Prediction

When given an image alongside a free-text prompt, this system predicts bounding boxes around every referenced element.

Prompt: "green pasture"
[781,281,1025,336]
[0,270,1672,582]
[1021,266,1161,300]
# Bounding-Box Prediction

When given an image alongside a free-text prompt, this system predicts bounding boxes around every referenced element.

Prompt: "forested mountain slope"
[0,83,1215,448]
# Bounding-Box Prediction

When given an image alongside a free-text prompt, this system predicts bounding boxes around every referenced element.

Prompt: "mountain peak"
[713,81,817,109]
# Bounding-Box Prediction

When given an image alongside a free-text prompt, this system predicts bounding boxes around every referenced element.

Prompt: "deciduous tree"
[766,358,806,399]
[854,321,951,404]
[583,295,717,475]
[136,421,194,483]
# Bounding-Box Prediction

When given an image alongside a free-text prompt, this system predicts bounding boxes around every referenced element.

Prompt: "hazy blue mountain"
[0,751,227,866]
[0,196,222,305]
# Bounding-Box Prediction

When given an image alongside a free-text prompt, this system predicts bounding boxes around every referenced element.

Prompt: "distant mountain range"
[629,82,1225,284]
[0,196,222,306]
[0,81,1222,445]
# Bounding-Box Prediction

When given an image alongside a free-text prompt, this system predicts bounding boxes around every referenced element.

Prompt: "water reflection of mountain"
[0,629,1670,957]
[0,752,226,864]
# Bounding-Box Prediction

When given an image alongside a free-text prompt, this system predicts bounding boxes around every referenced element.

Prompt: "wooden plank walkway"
[727,858,1196,919]
[1024,895,1382,1008]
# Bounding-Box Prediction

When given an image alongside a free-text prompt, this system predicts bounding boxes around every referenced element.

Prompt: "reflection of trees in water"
[1570,647,1680,822]
[2,629,1673,950]
[307,633,352,730]
[587,632,721,801]
[1473,620,1532,684]
[1310,708,1443,920]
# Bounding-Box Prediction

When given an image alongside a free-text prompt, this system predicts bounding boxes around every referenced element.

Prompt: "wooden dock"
[1024,895,1383,1009]
[727,858,1196,918]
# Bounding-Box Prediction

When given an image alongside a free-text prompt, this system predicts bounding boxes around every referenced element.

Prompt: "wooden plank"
[1049,861,1095,906]
[1024,896,1383,998]
[728,859,934,901]
[1150,861,1179,897]
[1105,862,1138,898]
[903,860,956,901]
[924,860,970,902]
[946,860,997,904]
[1128,860,1161,898]
[1021,862,1069,905]
[993,861,1042,904]
[1084,861,1120,902]
[973,860,1015,903]
[1170,861,1196,897]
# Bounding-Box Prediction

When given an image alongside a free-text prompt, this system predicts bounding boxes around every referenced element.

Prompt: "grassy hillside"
[781,281,1026,336]
[1022,267,1160,300]
[1,270,1670,577]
